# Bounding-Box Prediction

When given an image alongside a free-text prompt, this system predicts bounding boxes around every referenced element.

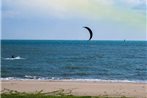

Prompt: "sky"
[1,0,147,40]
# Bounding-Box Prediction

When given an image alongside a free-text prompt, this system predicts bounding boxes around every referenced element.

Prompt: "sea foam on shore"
[1,77,147,83]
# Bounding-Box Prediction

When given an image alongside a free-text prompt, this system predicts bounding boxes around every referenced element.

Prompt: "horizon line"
[1,39,147,41]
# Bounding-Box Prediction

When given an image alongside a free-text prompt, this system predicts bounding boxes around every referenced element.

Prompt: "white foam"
[24,75,37,79]
[2,56,25,60]
[1,77,147,83]
[62,79,147,83]
[0,77,22,80]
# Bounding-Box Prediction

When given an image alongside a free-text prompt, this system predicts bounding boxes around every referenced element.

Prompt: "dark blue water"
[1,40,147,82]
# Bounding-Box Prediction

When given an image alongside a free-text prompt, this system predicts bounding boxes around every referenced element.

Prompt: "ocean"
[1,40,147,83]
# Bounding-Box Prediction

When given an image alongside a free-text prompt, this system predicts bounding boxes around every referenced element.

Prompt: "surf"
[2,56,25,60]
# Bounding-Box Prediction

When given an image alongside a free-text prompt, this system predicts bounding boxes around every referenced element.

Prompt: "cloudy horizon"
[2,0,147,40]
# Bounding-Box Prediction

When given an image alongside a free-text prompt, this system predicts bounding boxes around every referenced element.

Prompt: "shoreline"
[1,78,147,84]
[1,80,147,98]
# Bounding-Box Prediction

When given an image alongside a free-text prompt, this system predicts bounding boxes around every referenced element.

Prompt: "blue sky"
[2,0,147,40]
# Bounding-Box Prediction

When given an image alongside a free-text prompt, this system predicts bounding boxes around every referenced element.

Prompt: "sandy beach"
[1,80,147,98]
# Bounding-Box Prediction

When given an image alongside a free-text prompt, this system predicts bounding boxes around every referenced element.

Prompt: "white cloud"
[2,0,146,20]
[2,0,107,19]
[94,0,114,5]
[121,0,146,6]
[2,0,82,19]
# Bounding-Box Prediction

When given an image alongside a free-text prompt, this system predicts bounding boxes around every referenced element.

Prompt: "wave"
[1,76,147,83]
[2,56,25,60]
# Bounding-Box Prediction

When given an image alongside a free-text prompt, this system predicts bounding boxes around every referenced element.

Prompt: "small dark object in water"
[11,55,15,58]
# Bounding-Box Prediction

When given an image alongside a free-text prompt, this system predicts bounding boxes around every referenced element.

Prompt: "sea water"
[1,40,147,83]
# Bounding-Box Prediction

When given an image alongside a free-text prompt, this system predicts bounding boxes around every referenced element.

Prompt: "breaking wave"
[1,76,147,83]
[2,56,25,60]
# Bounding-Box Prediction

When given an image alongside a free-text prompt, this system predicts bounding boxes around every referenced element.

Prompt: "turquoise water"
[1,40,147,82]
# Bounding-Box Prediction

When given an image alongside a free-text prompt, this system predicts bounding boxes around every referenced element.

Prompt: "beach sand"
[1,80,147,98]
